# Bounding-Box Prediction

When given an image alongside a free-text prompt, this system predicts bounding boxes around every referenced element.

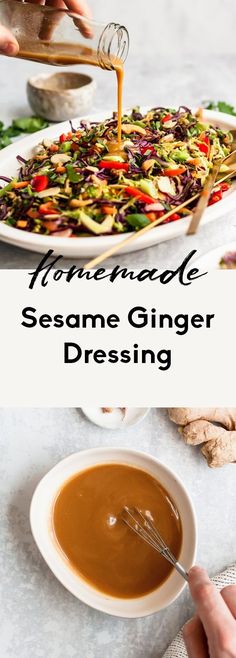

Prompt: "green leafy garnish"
[126,213,151,229]
[0,116,49,150]
[66,164,81,183]
[204,100,236,116]
[0,134,12,149]
[0,182,14,197]
[12,116,48,133]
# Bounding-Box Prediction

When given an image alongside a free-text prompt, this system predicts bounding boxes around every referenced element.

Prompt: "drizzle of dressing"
[18,40,124,150]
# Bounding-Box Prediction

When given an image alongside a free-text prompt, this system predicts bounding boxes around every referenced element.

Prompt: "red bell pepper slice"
[208,190,222,206]
[220,182,230,192]
[161,113,172,123]
[125,186,155,204]
[99,160,129,172]
[140,144,156,156]
[196,141,209,155]
[196,134,210,156]
[59,134,67,143]
[163,212,181,224]
[31,175,49,192]
[39,202,58,215]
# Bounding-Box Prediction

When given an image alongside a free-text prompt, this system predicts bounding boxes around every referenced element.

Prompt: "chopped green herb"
[12,116,48,133]
[204,100,236,116]
[66,164,81,183]
[0,116,49,150]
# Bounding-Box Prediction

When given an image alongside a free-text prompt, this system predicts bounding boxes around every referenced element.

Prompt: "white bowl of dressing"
[30,447,197,618]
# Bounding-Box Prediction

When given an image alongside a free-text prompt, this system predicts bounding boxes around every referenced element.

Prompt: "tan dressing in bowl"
[52,463,182,598]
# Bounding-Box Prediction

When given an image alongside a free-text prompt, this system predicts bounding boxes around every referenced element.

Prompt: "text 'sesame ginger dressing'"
[4,2,129,147]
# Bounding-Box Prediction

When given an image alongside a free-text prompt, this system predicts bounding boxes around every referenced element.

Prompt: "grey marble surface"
[1,52,236,268]
[0,407,235,658]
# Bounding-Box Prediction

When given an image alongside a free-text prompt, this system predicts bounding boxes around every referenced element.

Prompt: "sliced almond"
[51,228,72,238]
[162,134,174,142]
[91,174,107,186]
[43,138,53,148]
[51,154,71,165]
[36,186,61,199]
[43,213,61,219]
[122,124,146,136]
[86,166,99,173]
[34,144,45,154]
[69,198,93,208]
[157,176,176,195]
[123,139,134,147]
[142,159,157,173]
[163,120,175,129]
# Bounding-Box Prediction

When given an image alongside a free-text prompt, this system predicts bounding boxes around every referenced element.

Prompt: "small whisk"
[121,506,188,581]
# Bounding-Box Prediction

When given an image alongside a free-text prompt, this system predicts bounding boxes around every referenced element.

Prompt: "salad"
[0,106,233,238]
[219,251,236,269]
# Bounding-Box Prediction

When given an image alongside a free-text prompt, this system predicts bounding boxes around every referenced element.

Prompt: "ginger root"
[168,408,236,467]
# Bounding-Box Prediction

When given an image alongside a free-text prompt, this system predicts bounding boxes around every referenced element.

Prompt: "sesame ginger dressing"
[17,41,124,148]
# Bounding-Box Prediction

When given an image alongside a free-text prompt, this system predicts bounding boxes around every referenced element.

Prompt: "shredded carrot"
[49,144,59,152]
[101,205,116,215]
[189,158,201,166]
[56,166,66,174]
[16,220,28,228]
[146,212,157,222]
[13,181,29,189]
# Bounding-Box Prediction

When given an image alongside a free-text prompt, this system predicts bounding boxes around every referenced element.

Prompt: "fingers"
[39,0,65,40]
[183,616,209,658]
[181,420,227,445]
[63,0,93,38]
[63,0,92,20]
[0,25,19,56]
[183,589,236,658]
[40,0,93,41]
[188,566,236,646]
[221,586,236,618]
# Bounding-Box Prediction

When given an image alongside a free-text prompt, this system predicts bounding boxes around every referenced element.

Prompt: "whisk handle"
[175,561,189,581]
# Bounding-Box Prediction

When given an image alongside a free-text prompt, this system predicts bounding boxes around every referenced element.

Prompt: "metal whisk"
[121,506,188,581]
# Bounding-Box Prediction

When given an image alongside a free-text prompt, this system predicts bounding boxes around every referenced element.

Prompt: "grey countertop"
[0,407,235,658]
[1,53,236,269]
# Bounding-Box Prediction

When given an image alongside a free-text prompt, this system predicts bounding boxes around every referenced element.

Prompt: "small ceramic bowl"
[30,447,197,618]
[27,71,96,122]
[81,407,151,429]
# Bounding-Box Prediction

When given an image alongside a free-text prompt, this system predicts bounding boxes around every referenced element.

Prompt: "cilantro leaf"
[204,100,236,116]
[0,134,11,149]
[12,116,49,133]
[0,116,49,150]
